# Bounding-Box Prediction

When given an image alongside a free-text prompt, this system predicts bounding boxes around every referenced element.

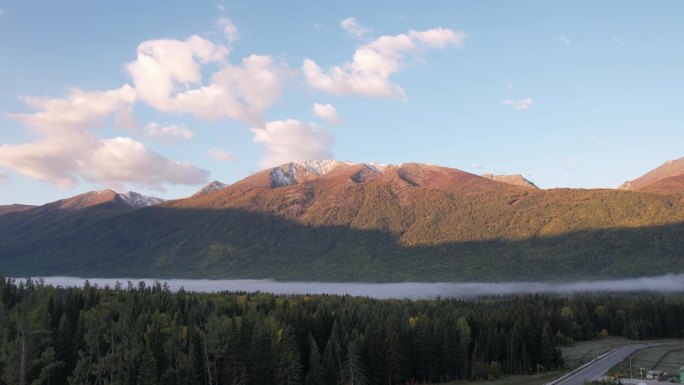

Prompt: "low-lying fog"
[16,274,684,299]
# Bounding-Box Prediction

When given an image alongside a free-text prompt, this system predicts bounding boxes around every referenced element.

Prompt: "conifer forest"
[1,277,683,385]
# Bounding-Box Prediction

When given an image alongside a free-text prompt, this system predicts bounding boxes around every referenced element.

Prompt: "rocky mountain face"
[192,181,228,197]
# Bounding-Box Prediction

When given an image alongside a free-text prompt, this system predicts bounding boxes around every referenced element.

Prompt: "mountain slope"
[482,173,538,189]
[620,157,684,191]
[1,161,684,281]
[0,204,36,216]
[192,181,228,197]
[0,190,163,242]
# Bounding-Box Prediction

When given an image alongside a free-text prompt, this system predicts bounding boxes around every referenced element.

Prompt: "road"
[546,344,648,385]
[547,341,684,385]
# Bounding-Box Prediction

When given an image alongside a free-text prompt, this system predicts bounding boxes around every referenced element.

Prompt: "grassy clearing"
[560,336,634,368]
[607,343,684,380]
[436,370,563,385]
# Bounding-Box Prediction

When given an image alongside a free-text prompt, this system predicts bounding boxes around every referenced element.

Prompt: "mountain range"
[1,158,684,281]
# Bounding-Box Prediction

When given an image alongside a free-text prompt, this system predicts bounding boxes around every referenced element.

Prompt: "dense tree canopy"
[0,276,682,385]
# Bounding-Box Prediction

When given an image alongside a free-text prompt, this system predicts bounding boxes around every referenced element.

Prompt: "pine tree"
[276,326,302,385]
[305,334,324,385]
[339,341,367,385]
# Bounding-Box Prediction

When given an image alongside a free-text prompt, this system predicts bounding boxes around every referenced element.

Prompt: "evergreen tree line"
[1,276,683,385]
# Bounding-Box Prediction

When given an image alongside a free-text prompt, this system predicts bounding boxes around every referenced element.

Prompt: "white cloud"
[81,137,208,190]
[303,27,465,99]
[219,17,238,42]
[560,35,572,45]
[0,134,207,190]
[312,103,341,124]
[340,17,372,39]
[252,119,334,168]
[11,85,136,134]
[174,54,296,123]
[0,9,5,16]
[502,98,534,111]
[216,4,226,12]
[126,35,229,113]
[0,86,208,189]
[113,106,139,132]
[208,147,236,162]
[471,163,483,170]
[127,35,294,124]
[145,122,194,143]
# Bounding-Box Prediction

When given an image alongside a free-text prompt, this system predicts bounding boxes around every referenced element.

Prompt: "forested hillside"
[1,277,682,385]
[2,162,684,281]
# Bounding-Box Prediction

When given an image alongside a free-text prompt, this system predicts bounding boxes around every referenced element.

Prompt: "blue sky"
[1,1,683,205]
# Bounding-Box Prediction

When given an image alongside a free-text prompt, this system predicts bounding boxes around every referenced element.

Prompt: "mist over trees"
[0,277,682,385]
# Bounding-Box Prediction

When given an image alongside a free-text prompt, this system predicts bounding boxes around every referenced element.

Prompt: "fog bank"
[17,274,684,299]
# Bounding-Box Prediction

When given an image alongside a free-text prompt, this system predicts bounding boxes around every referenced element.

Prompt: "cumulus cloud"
[126,35,229,114]
[0,133,207,190]
[560,35,572,45]
[312,103,340,124]
[207,147,236,162]
[113,106,139,132]
[303,27,465,99]
[11,85,136,134]
[127,35,294,124]
[0,86,208,189]
[340,17,372,39]
[80,137,208,190]
[145,122,194,143]
[252,119,334,168]
[502,98,534,111]
[174,54,296,123]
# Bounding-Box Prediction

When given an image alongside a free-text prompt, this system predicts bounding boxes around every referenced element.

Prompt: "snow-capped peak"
[193,181,228,197]
[365,162,387,173]
[118,191,164,208]
[270,160,388,187]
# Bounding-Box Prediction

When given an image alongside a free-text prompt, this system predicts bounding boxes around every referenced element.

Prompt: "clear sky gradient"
[1,1,683,205]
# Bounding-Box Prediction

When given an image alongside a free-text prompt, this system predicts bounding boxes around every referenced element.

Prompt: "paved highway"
[547,341,684,385]
[547,344,647,385]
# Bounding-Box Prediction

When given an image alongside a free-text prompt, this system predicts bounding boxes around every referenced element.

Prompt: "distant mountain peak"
[193,181,228,197]
[117,191,164,208]
[482,173,538,189]
[43,189,163,211]
[269,160,387,187]
[620,156,684,191]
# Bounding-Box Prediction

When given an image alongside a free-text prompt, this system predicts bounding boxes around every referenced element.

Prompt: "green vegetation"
[437,370,562,385]
[1,276,684,385]
[607,344,684,380]
[561,336,634,369]
[2,166,684,281]
[1,201,684,281]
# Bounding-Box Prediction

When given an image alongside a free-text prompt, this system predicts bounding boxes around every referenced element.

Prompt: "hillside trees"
[0,276,682,385]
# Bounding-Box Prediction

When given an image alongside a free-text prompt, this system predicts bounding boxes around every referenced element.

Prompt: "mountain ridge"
[619,156,684,191]
[2,160,684,281]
